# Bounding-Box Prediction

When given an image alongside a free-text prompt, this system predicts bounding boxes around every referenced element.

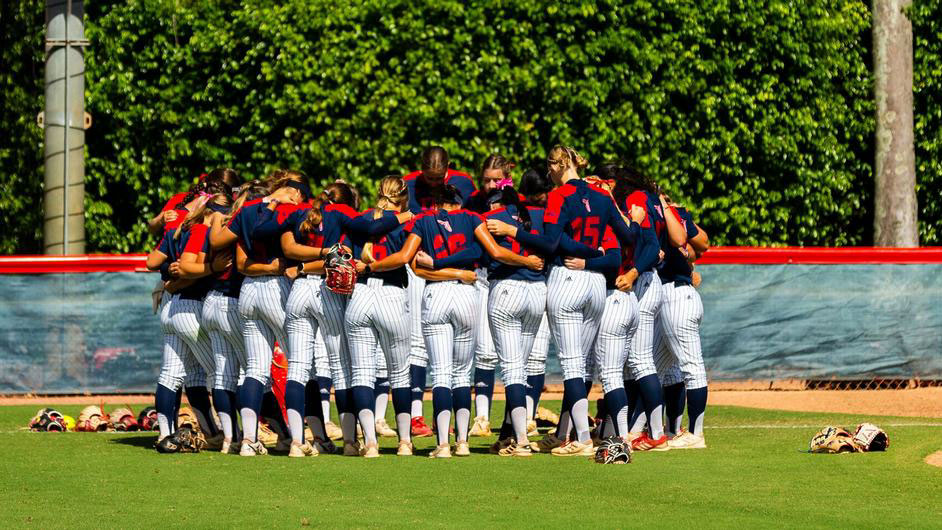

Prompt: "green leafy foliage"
[1,0,939,252]
[911,0,942,244]
[0,1,45,254]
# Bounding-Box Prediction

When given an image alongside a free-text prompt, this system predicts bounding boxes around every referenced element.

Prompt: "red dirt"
[925,451,942,468]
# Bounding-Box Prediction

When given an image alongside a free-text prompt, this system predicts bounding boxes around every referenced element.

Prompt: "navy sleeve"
[159,261,172,281]
[631,226,661,273]
[511,229,556,255]
[584,248,621,274]
[431,241,482,269]
[557,234,604,259]
[346,210,401,236]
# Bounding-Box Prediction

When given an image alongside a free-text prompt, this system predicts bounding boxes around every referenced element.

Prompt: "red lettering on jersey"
[571,216,602,248]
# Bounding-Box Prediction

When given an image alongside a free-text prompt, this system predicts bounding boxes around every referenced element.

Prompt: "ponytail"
[487,184,531,233]
[300,181,357,236]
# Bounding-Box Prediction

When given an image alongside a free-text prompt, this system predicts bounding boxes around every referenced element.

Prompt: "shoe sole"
[551,450,594,457]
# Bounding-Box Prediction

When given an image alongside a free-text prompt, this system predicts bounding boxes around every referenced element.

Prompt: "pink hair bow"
[496,178,513,189]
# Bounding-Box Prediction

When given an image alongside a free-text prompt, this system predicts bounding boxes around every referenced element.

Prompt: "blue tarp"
[0,265,939,393]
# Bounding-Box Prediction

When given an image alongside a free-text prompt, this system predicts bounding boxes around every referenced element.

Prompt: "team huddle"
[146,145,710,459]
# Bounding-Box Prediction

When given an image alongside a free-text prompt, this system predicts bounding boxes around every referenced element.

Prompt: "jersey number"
[570,216,601,248]
[432,233,467,259]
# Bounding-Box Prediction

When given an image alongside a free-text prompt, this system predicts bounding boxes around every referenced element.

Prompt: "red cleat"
[411,417,434,437]
[631,432,670,452]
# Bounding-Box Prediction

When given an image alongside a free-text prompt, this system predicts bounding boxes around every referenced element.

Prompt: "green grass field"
[2,402,941,528]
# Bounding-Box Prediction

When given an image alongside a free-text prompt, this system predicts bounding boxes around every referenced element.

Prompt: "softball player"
[536,146,646,457]
[478,181,557,457]
[403,146,476,437]
[146,192,224,447]
[210,170,311,456]
[653,199,710,449]
[343,176,417,456]
[611,166,685,451]
[281,181,404,457]
[404,185,543,458]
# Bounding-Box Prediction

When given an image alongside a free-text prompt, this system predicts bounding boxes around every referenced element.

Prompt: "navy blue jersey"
[658,206,699,285]
[407,209,483,271]
[620,190,664,274]
[227,199,299,265]
[354,209,410,286]
[404,169,476,214]
[543,179,640,266]
[582,225,622,289]
[482,205,547,282]
[159,223,212,300]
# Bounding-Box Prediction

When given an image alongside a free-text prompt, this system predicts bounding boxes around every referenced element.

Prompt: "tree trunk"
[872,0,918,247]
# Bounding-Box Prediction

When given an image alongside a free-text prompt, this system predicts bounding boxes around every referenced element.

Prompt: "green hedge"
[1,0,940,252]
[911,0,942,244]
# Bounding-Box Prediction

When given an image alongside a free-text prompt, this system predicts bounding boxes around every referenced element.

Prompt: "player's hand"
[525,255,545,271]
[415,250,434,269]
[459,270,477,285]
[615,269,639,292]
[285,265,300,280]
[212,250,233,274]
[355,260,368,274]
[486,219,517,238]
[692,269,702,288]
[629,205,646,224]
[658,249,666,263]
[563,256,585,270]
[168,261,182,278]
[162,210,179,224]
[269,258,285,274]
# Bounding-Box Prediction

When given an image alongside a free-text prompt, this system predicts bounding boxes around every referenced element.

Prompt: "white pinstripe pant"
[526,312,551,376]
[423,281,478,389]
[654,283,707,389]
[546,266,606,381]
[346,279,411,389]
[595,289,640,393]
[474,269,498,371]
[488,279,546,387]
[626,271,663,380]
[202,290,246,392]
[158,295,215,390]
[286,275,353,389]
[406,265,428,367]
[375,340,388,379]
[239,275,289,385]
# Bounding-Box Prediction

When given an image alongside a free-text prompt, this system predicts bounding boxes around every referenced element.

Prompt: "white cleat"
[667,431,707,449]
[454,440,471,457]
[551,440,595,457]
[526,419,539,438]
[468,416,492,437]
[360,442,381,458]
[428,443,452,459]
[239,440,268,457]
[397,441,414,456]
[288,441,318,458]
[375,419,398,437]
[324,421,344,441]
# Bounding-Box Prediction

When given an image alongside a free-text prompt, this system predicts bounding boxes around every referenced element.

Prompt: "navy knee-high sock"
[505,383,527,441]
[527,373,545,414]
[604,389,628,436]
[174,388,183,430]
[554,383,576,438]
[663,383,686,436]
[560,377,588,440]
[352,386,375,420]
[410,364,427,416]
[584,379,593,395]
[305,380,325,422]
[317,376,333,421]
[594,397,608,436]
[261,391,288,438]
[184,386,216,436]
[636,374,665,437]
[334,387,353,416]
[473,368,495,418]
[375,377,390,403]
[498,405,514,440]
[687,387,708,436]
[238,378,264,440]
[156,384,177,435]
[626,379,644,431]
[391,388,411,416]
[431,387,453,445]
[285,380,306,443]
[212,388,236,436]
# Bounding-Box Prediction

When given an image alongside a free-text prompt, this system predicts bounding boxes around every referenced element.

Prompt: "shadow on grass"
[109,434,158,448]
